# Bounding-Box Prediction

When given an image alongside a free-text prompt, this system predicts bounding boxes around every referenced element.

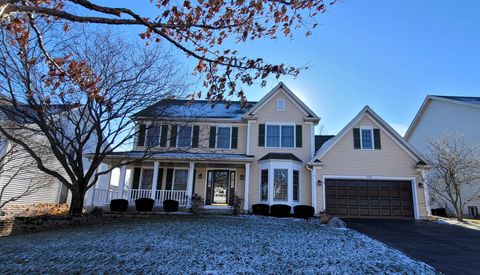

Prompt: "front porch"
[87,153,253,210]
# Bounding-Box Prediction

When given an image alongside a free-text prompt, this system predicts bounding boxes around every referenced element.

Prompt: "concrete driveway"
[346,219,480,275]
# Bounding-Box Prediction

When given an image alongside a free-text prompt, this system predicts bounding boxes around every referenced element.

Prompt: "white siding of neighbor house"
[407,99,480,215]
[0,141,63,208]
[315,115,429,219]
[247,88,314,209]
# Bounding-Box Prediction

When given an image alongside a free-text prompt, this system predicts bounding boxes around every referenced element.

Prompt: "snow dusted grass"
[0,215,437,274]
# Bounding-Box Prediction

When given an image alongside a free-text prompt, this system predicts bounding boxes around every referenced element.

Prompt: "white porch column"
[151,162,160,202]
[311,167,317,214]
[117,165,127,199]
[244,163,251,211]
[186,162,195,208]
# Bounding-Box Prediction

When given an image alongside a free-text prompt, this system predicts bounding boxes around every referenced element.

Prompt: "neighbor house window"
[177,126,192,147]
[140,169,154,189]
[293,170,299,202]
[173,170,188,190]
[277,99,285,112]
[361,128,374,149]
[468,206,479,217]
[216,127,231,149]
[146,125,161,147]
[261,170,269,201]
[273,169,288,201]
[266,124,295,148]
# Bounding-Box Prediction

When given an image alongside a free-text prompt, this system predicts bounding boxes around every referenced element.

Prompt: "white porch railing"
[91,188,188,207]
[154,190,188,207]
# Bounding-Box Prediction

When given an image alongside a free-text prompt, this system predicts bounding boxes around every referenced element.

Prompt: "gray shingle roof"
[258,153,302,162]
[434,96,480,106]
[315,135,335,152]
[133,99,257,120]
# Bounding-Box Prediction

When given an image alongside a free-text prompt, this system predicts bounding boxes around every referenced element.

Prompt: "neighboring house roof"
[96,151,254,163]
[405,95,480,140]
[0,103,77,124]
[258,153,302,162]
[309,105,427,165]
[314,135,335,152]
[132,99,257,121]
[246,82,320,121]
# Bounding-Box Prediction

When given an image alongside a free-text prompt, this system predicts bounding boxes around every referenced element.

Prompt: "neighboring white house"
[405,95,480,217]
[0,101,111,212]
[92,83,430,219]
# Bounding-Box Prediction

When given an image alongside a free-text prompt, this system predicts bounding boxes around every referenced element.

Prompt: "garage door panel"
[325,179,413,218]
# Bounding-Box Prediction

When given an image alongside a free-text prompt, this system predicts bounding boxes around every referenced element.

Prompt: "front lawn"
[0,215,436,274]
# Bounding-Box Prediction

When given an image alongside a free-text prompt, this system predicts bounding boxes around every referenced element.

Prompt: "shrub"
[135,198,155,212]
[230,195,243,215]
[293,205,315,220]
[163,200,179,212]
[252,204,269,216]
[270,204,291,217]
[110,199,128,212]
[190,194,203,214]
[90,207,104,215]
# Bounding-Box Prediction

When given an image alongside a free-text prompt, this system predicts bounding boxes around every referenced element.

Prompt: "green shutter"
[231,127,238,149]
[258,124,265,147]
[170,125,178,147]
[137,124,146,146]
[192,125,200,148]
[160,125,168,147]
[132,168,141,189]
[165,169,174,190]
[209,126,217,148]
[295,125,302,148]
[373,129,381,149]
[353,128,361,149]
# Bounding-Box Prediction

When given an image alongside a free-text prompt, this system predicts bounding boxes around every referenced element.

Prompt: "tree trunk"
[69,191,85,216]
[455,205,464,222]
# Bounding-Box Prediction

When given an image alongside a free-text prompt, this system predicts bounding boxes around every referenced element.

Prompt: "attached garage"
[325,178,414,219]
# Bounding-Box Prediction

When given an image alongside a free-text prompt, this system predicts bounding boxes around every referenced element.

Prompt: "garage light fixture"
[418,182,424,188]
[317,180,322,186]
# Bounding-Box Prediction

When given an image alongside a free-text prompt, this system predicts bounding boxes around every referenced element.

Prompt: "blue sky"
[98,0,480,135]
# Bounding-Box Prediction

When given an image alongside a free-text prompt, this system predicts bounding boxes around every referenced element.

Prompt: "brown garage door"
[325,179,414,218]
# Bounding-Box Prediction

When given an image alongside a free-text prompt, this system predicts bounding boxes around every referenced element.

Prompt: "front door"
[212,170,229,204]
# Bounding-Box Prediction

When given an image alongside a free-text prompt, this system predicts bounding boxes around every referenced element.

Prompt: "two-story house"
[94,83,430,219]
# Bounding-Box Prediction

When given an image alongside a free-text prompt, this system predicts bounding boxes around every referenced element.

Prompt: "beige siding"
[315,115,428,219]
[247,88,314,208]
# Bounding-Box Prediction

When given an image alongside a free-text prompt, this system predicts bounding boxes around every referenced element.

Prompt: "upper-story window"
[266,124,295,148]
[177,126,192,147]
[361,128,373,149]
[277,99,286,112]
[146,125,161,147]
[216,127,231,149]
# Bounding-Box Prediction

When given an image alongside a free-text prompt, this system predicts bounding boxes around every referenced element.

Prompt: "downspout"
[305,164,317,215]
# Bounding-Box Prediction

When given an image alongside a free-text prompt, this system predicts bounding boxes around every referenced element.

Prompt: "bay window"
[273,169,288,201]
[261,170,269,201]
[293,170,299,202]
[259,161,301,205]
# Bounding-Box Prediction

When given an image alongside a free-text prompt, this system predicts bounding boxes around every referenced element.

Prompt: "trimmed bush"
[110,199,128,212]
[252,204,269,216]
[135,198,155,212]
[163,200,179,212]
[293,205,315,220]
[270,204,291,217]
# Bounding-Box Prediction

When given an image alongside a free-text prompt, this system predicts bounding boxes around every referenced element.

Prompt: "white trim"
[311,167,317,213]
[258,160,302,207]
[246,120,253,155]
[151,162,160,200]
[244,163,251,211]
[309,122,315,158]
[321,175,420,220]
[117,165,127,199]
[186,162,195,208]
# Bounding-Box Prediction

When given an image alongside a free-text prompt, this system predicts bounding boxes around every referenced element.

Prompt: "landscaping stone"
[326,217,347,228]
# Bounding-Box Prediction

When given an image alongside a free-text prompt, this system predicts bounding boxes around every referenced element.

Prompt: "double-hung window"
[261,170,269,201]
[266,124,294,148]
[140,169,154,189]
[177,126,192,147]
[361,128,374,150]
[273,169,288,201]
[146,125,161,147]
[216,127,231,149]
[173,170,188,190]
